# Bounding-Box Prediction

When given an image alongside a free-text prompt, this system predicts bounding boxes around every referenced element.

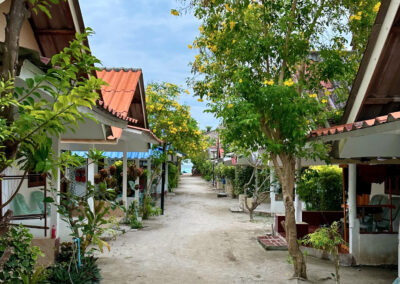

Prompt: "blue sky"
[80,0,219,130]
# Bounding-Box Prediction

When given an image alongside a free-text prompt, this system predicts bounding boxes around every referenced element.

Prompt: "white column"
[270,168,276,213]
[348,164,357,255]
[294,160,302,222]
[147,158,151,191]
[87,156,95,213]
[50,139,61,238]
[122,150,128,207]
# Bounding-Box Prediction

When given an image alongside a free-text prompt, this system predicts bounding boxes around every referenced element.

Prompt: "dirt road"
[98,175,396,283]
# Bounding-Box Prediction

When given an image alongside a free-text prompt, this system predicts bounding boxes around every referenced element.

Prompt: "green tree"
[178,0,379,278]
[146,82,208,158]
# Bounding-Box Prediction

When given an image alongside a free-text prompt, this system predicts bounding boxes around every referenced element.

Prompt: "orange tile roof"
[309,111,400,138]
[96,68,141,118]
[96,68,143,139]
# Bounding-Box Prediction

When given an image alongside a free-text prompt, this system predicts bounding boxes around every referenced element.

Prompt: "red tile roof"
[96,68,141,119]
[96,68,143,139]
[310,111,400,138]
[96,100,138,124]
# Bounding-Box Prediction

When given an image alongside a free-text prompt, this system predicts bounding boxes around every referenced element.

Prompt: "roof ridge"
[99,67,142,72]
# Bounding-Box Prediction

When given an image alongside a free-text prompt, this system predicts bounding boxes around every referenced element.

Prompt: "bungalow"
[309,0,400,268]
[0,0,161,245]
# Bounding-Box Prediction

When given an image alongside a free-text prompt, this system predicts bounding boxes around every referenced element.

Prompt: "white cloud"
[80,0,219,129]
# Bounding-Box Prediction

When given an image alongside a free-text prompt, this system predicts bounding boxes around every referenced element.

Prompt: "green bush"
[168,162,179,191]
[46,255,101,283]
[125,201,143,229]
[296,166,343,211]
[0,225,43,283]
[141,196,161,220]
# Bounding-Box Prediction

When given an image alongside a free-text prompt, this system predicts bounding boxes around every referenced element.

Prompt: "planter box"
[95,200,125,219]
[300,246,353,266]
[32,237,59,267]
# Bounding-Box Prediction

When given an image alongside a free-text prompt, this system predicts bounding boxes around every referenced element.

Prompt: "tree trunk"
[334,246,340,284]
[0,0,30,173]
[272,154,307,279]
[249,209,254,221]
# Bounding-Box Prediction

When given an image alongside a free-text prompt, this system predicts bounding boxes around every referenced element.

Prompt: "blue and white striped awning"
[72,145,185,160]
[72,150,156,160]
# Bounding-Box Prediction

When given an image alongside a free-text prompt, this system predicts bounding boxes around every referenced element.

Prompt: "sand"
[97,175,396,284]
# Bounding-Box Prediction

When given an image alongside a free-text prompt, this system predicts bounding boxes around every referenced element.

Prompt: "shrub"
[46,255,101,283]
[296,166,343,211]
[141,196,161,220]
[168,162,179,191]
[0,225,43,283]
[302,222,344,283]
[125,201,143,229]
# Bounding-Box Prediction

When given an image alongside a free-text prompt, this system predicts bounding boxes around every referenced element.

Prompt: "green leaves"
[0,27,104,174]
[0,225,43,283]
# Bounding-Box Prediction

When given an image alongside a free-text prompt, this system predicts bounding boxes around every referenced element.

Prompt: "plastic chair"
[30,191,51,216]
[376,197,400,232]
[128,181,136,190]
[10,194,41,216]
[360,195,388,232]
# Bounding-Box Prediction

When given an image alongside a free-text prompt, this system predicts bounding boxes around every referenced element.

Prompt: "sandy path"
[97,176,396,283]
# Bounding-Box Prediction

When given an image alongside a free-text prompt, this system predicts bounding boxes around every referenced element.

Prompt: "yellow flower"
[225,4,232,12]
[211,45,217,52]
[309,93,317,98]
[283,78,294,87]
[147,105,154,111]
[168,121,173,125]
[373,2,381,13]
[239,79,243,83]
[227,103,233,108]
[232,39,236,44]
[264,79,274,86]
[336,111,340,115]
[170,9,179,16]
[248,3,252,9]
[185,89,190,95]
[188,44,193,49]
[321,99,327,104]
[197,98,203,102]
[229,21,235,30]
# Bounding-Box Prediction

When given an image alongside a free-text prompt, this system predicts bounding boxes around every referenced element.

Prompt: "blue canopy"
[72,150,156,160]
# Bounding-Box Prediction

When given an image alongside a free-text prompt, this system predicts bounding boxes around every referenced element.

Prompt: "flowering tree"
[146,82,208,158]
[179,0,380,279]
